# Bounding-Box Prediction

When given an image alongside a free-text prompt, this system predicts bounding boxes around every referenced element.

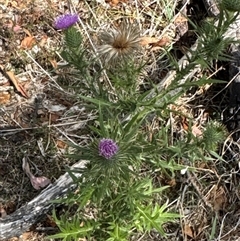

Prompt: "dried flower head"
[98,22,141,65]
[99,138,119,159]
[54,13,79,30]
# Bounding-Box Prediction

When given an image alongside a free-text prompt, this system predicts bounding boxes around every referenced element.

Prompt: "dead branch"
[0,161,86,240]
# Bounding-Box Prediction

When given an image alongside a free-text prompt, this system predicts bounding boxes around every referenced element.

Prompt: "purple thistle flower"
[99,138,119,159]
[54,13,79,30]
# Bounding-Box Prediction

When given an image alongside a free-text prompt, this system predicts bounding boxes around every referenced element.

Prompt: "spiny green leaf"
[78,94,112,107]
[65,27,82,48]
[179,78,227,87]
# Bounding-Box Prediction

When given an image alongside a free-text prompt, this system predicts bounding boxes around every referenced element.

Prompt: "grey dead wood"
[202,0,220,17]
[0,161,86,240]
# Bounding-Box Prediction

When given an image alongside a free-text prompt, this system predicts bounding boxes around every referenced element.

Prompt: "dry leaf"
[49,59,58,69]
[150,36,171,49]
[22,157,51,190]
[140,36,171,50]
[198,162,207,169]
[56,139,67,149]
[105,0,118,6]
[0,65,28,98]
[0,206,7,218]
[192,124,202,137]
[212,185,227,211]
[21,232,32,240]
[167,178,176,187]
[5,70,29,98]
[181,116,188,131]
[107,0,119,5]
[183,224,195,238]
[174,14,188,38]
[21,36,36,49]
[207,185,227,211]
[0,92,11,104]
[105,0,127,6]
[50,112,60,123]
[13,25,22,32]
[174,14,188,24]
[4,19,13,29]
[39,35,48,47]
[140,36,159,46]
[45,214,57,227]
[30,176,51,190]
[23,28,32,37]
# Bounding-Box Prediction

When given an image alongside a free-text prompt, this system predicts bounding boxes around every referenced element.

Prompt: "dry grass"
[1,0,240,240]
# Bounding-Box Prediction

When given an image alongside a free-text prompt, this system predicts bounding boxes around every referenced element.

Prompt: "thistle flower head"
[221,0,240,12]
[97,22,141,65]
[99,138,119,159]
[54,13,79,30]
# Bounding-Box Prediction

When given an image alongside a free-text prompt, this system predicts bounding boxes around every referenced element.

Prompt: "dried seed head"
[97,22,141,65]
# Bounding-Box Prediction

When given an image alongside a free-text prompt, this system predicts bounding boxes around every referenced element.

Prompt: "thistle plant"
[160,0,240,104]
[194,0,240,66]
[49,108,180,241]
[48,2,237,240]
[54,13,90,79]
